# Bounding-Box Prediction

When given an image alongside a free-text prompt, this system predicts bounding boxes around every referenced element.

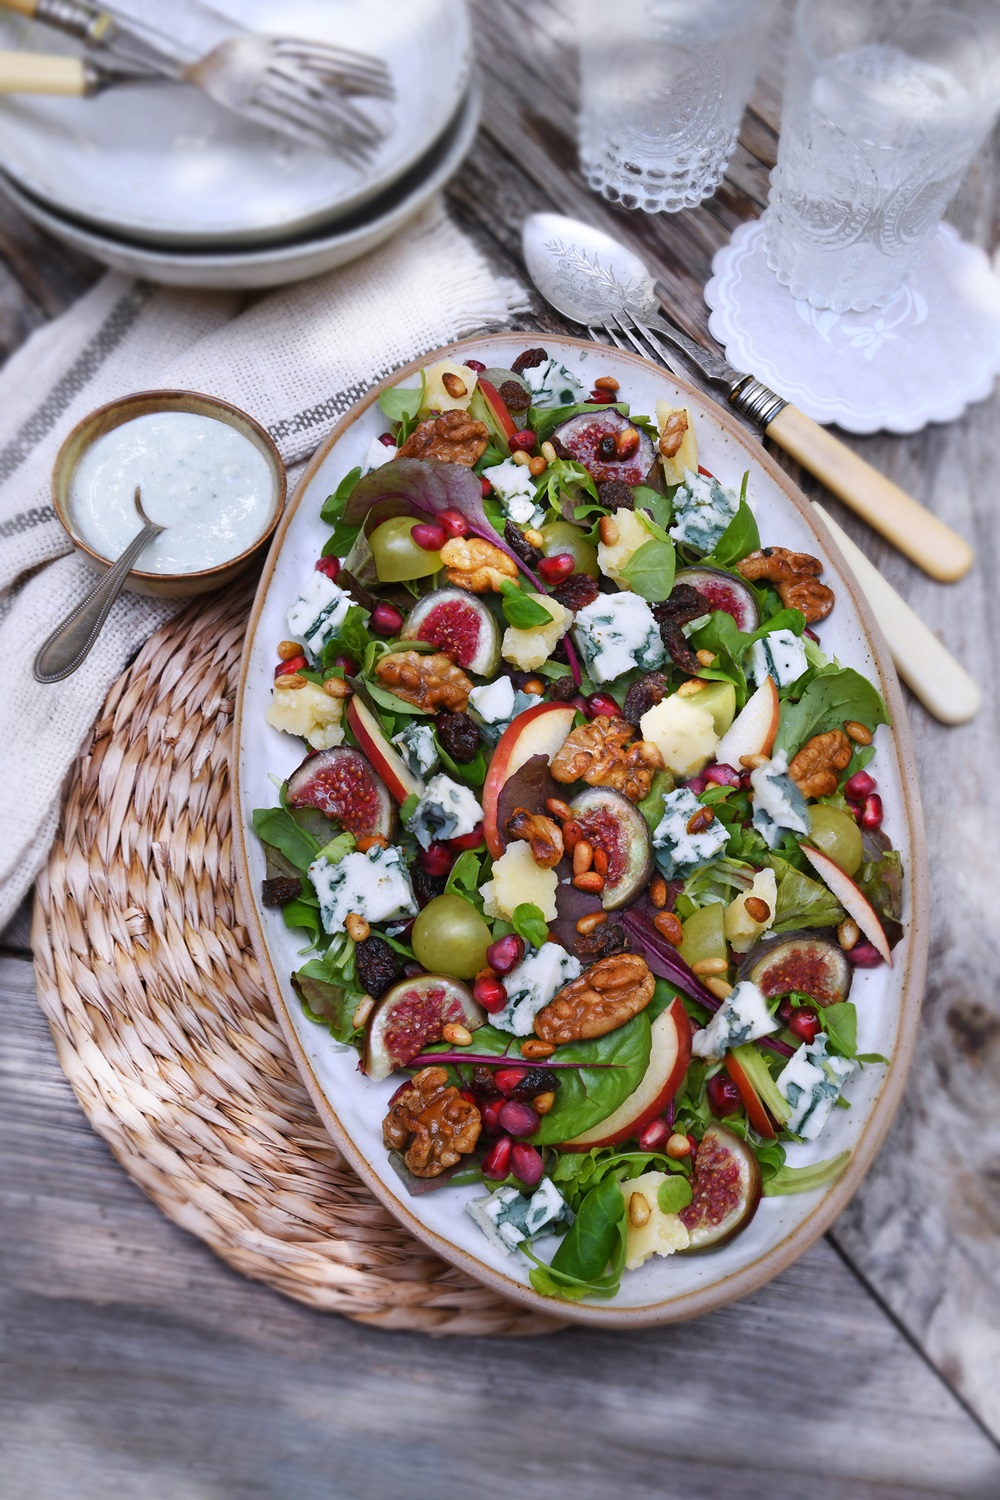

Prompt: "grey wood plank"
[2,955,998,1500]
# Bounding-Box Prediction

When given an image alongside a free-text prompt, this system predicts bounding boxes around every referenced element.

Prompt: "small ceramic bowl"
[52,390,286,599]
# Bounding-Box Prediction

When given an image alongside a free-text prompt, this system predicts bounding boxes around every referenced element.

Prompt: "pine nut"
[277,639,303,660]
[705,976,733,1000]
[740,753,769,770]
[628,1191,651,1227]
[844,720,872,745]
[442,1022,473,1046]
[696,649,716,667]
[351,995,374,1030]
[665,1133,692,1159]
[653,911,683,946]
[345,912,370,942]
[524,528,545,548]
[540,441,558,463]
[512,449,531,467]
[522,678,545,696]
[573,872,605,894]
[355,834,388,853]
[744,896,771,923]
[686,807,715,835]
[521,1038,555,1059]
[442,372,468,399]
[838,917,861,950]
[692,956,728,976]
[594,376,620,392]
[649,874,668,909]
[546,798,574,822]
[561,820,583,850]
[276,673,306,689]
[322,675,349,698]
[573,839,594,876]
[599,516,619,547]
[533,1091,556,1116]
[592,847,609,876]
[528,455,548,477]
[576,911,608,935]
[615,427,640,460]
[676,679,707,696]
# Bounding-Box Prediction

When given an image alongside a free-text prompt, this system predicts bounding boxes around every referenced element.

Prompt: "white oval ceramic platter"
[232,332,928,1326]
[0,0,470,247]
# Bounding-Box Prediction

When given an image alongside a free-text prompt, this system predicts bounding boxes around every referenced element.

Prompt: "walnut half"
[374,650,473,712]
[737,546,835,623]
[382,1066,482,1178]
[788,729,853,799]
[440,536,519,594]
[397,408,489,466]
[534,953,655,1044]
[550,716,664,803]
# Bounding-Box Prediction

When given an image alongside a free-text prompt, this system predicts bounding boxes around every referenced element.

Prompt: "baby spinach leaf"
[657,1176,693,1214]
[527,1176,628,1301]
[774,666,889,759]
[532,1013,652,1144]
[445,849,484,897]
[702,495,760,567]
[619,537,677,602]
[320,465,362,525]
[511,902,549,950]
[252,807,322,874]
[821,1002,858,1059]
[499,579,554,628]
[378,372,426,430]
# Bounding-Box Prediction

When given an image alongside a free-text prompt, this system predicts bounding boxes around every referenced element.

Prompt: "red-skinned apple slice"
[801,844,893,965]
[559,997,692,1150]
[476,377,517,441]
[724,1051,777,1139]
[482,702,577,857]
[715,676,779,769]
[345,695,424,805]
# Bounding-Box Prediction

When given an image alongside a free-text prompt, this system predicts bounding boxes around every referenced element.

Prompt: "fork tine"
[265,70,385,147]
[623,313,683,375]
[252,88,375,163]
[274,39,393,85]
[601,319,631,353]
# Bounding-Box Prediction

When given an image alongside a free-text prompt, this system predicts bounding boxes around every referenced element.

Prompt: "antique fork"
[0,0,394,160]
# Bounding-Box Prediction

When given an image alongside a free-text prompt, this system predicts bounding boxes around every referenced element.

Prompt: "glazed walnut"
[382,1066,482,1178]
[658,409,689,460]
[788,729,853,799]
[736,546,835,624]
[440,535,519,593]
[550,716,665,803]
[397,408,489,466]
[506,807,564,869]
[374,650,473,712]
[534,954,655,1044]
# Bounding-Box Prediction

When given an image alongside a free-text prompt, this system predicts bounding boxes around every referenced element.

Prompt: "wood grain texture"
[2,956,998,1500]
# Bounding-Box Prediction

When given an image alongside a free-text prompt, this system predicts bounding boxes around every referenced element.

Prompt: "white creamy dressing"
[69,411,275,574]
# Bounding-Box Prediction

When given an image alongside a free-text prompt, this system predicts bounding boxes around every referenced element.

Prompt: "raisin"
[498,379,530,413]
[261,876,302,906]
[354,935,401,1000]
[436,710,480,764]
[504,519,541,567]
[623,671,668,726]
[412,865,447,907]
[577,921,628,960]
[472,1067,495,1096]
[598,435,617,462]
[653,584,711,625]
[547,673,579,702]
[508,1067,558,1100]
[552,572,600,611]
[511,346,548,375]
[597,479,634,512]
[659,620,702,675]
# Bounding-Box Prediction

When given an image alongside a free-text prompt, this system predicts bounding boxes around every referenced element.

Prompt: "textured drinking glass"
[764,0,1000,312]
[577,0,779,213]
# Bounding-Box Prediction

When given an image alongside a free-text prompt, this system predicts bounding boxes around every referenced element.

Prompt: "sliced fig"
[679,1124,761,1250]
[674,566,760,631]
[363,974,485,1080]
[551,408,656,486]
[740,930,852,1008]
[568,787,653,910]
[402,587,500,674]
[286,746,394,839]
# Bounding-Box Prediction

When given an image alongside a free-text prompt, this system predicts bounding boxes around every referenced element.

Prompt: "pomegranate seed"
[494,1066,528,1096]
[331,653,357,676]
[777,996,795,1023]
[420,843,454,877]
[706,1074,741,1119]
[498,1100,540,1137]
[537,553,575,585]
[474,974,507,1012]
[315,555,341,581]
[378,431,396,447]
[371,602,404,636]
[486,934,525,975]
[411,521,447,552]
[845,770,877,801]
[438,507,469,538]
[448,823,485,851]
[510,1142,544,1190]
[480,476,493,497]
[481,1097,506,1136]
[636,1117,669,1151]
[274,655,307,678]
[586,692,622,720]
[482,1136,513,1180]
[687,1134,699,1157]
[703,762,742,787]
[465,358,486,373]
[509,428,536,454]
[588,388,616,404]
[686,775,707,794]
[848,940,884,968]
[402,960,423,977]
[861,793,884,830]
[789,1006,821,1044]
[458,1088,477,1107]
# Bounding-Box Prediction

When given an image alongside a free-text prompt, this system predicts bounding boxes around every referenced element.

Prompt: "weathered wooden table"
[2,3,999,1495]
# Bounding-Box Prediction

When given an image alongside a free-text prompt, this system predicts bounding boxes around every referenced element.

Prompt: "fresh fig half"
[286,747,394,839]
[740,930,852,1008]
[674,566,760,631]
[363,974,485,1080]
[568,787,653,910]
[551,408,656,486]
[679,1124,762,1250]
[402,587,500,675]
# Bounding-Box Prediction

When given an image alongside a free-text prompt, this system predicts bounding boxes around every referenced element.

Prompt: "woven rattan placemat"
[32,584,558,1336]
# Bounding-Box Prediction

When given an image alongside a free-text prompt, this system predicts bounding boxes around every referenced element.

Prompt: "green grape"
[807,805,863,876]
[411,894,492,980]
[679,901,727,968]
[539,519,598,576]
[370,517,440,582]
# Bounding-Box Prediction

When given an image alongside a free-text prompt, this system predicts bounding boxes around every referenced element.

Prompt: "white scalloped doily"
[704,220,1000,434]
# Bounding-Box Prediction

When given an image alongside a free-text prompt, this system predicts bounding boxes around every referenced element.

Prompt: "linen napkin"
[0,201,528,928]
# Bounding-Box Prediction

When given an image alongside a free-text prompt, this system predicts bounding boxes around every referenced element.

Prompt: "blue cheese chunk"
[468,678,542,744]
[308,845,417,934]
[406,773,483,850]
[518,357,586,409]
[465,1177,570,1254]
[362,435,397,474]
[777,1033,857,1141]
[492,943,583,1036]
[691,980,778,1060]
[652,786,729,878]
[482,457,546,530]
[669,469,740,553]
[750,753,810,850]
[573,592,665,683]
[748,629,808,690]
[391,721,440,779]
[287,571,352,662]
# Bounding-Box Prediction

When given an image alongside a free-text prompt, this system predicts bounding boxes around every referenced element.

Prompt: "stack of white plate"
[0,0,478,288]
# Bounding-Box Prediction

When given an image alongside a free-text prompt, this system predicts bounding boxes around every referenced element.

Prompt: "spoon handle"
[33,522,163,684]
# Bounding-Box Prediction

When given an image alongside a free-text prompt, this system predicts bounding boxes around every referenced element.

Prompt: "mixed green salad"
[253,346,904,1303]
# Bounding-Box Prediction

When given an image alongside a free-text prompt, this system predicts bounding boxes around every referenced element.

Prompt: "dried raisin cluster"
[354,935,401,999]
[435,710,480,764]
[551,572,600,612]
[623,670,668,726]
[511,346,548,374]
[504,520,541,568]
